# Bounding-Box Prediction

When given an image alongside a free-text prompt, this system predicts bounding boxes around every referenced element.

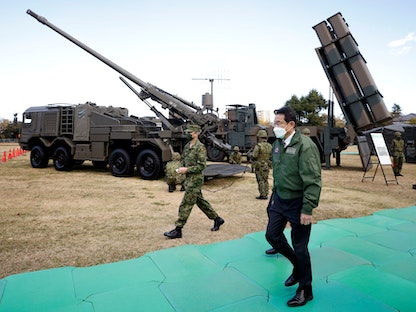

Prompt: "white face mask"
[273,126,286,139]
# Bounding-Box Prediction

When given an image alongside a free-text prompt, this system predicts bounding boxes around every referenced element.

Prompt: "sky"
[1,0,415,122]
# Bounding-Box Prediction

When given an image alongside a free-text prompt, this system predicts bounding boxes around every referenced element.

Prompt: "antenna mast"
[192,77,230,112]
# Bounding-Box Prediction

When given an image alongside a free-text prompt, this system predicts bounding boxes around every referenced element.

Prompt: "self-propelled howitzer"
[26,9,231,154]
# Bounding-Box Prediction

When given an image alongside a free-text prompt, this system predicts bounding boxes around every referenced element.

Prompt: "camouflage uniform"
[165,152,185,192]
[391,131,405,176]
[229,146,242,164]
[164,124,224,239]
[175,138,219,227]
[252,130,272,199]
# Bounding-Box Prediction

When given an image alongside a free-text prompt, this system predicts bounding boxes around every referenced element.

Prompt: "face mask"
[273,126,286,139]
[186,133,193,141]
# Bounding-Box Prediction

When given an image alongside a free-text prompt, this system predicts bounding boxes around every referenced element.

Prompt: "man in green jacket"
[164,124,224,239]
[266,106,322,307]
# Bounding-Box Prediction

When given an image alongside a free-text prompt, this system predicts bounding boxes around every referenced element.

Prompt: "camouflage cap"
[172,152,181,161]
[257,129,268,138]
[395,131,401,137]
[186,124,201,133]
[302,128,311,134]
[233,146,240,151]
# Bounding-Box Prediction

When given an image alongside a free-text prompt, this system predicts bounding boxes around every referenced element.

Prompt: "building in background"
[257,110,271,124]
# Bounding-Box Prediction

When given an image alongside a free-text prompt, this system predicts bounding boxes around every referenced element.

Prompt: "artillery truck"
[19,102,178,179]
[20,10,270,179]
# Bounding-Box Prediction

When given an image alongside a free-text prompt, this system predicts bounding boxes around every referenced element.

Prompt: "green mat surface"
[1,206,415,311]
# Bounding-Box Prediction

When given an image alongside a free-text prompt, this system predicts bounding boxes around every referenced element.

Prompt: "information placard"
[370,133,391,165]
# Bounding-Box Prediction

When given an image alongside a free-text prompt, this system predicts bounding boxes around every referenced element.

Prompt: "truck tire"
[207,146,226,162]
[53,146,73,171]
[30,145,49,168]
[109,148,133,177]
[136,149,163,180]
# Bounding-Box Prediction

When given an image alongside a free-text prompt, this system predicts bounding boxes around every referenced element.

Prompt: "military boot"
[180,184,185,191]
[256,195,268,200]
[168,184,176,192]
[164,226,182,239]
[211,217,225,231]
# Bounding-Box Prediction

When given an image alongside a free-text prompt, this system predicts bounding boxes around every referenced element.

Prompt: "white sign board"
[370,133,391,165]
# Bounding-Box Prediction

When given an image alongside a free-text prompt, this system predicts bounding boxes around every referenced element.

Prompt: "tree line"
[0,114,20,139]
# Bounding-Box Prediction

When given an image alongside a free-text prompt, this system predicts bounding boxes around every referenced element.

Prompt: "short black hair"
[274,106,296,124]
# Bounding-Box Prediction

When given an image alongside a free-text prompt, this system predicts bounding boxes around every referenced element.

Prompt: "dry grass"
[1,143,415,278]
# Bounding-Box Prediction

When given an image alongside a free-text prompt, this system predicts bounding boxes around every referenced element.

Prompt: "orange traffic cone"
[8,149,13,159]
[1,151,6,162]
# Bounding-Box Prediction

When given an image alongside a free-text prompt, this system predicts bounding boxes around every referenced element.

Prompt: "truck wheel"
[207,146,226,162]
[109,148,133,177]
[30,145,49,168]
[136,149,162,180]
[53,146,73,171]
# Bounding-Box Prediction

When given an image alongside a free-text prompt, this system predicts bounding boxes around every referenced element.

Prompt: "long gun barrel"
[27,10,148,88]
[119,76,175,131]
[27,9,230,153]
[26,9,209,123]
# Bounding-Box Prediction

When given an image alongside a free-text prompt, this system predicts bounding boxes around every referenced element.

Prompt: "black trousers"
[265,193,312,289]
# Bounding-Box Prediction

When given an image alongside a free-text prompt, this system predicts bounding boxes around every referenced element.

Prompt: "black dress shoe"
[265,248,278,255]
[256,195,268,200]
[284,274,298,287]
[287,289,313,307]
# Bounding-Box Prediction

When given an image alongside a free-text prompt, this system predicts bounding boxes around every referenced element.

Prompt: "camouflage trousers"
[255,167,270,197]
[166,173,185,186]
[393,155,404,174]
[175,175,218,228]
[166,176,185,188]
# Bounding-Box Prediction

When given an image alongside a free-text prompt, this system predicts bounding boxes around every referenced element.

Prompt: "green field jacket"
[271,130,322,215]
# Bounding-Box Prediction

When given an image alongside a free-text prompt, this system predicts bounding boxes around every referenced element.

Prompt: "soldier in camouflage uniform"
[252,129,272,200]
[164,124,225,239]
[229,146,242,164]
[165,152,186,192]
[391,131,405,176]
